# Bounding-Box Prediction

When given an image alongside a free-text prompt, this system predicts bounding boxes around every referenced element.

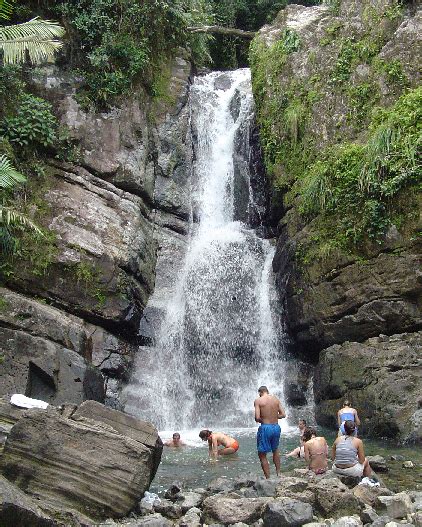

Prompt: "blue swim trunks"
[257,423,281,453]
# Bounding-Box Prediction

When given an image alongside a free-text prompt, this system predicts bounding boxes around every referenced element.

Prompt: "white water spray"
[123,70,289,432]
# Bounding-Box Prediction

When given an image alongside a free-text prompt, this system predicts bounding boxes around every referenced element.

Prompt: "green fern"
[0,154,26,189]
[0,0,13,20]
[0,17,65,65]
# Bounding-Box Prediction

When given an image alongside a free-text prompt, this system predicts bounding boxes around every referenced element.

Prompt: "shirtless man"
[164,432,185,447]
[254,386,286,478]
[303,427,328,475]
[199,429,239,459]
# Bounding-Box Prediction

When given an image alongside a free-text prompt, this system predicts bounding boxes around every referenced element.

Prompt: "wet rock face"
[314,331,422,443]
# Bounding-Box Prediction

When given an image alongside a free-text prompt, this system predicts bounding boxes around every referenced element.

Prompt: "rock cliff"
[250,0,421,440]
[0,57,193,406]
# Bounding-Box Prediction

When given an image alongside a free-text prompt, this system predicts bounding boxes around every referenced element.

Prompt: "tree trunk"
[186,25,256,39]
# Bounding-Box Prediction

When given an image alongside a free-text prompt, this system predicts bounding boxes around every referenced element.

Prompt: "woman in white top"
[332,420,372,478]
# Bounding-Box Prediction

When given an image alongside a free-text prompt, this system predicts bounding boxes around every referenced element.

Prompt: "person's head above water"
[199,429,212,441]
[258,386,269,396]
[344,420,356,436]
[172,432,181,443]
[299,419,307,429]
[302,426,317,442]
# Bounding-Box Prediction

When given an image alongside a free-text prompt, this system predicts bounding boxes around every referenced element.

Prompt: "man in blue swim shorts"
[254,386,286,478]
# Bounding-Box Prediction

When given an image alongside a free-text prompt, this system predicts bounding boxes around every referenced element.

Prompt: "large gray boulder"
[202,495,272,525]
[0,405,162,520]
[262,498,313,527]
[314,332,422,442]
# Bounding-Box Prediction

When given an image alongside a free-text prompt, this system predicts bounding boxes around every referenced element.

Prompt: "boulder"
[254,478,280,497]
[314,332,422,442]
[174,492,203,513]
[132,513,173,527]
[367,456,389,473]
[309,477,360,518]
[331,517,362,527]
[275,477,315,505]
[359,504,379,524]
[72,400,163,480]
[0,475,55,527]
[262,498,313,527]
[154,499,183,520]
[202,495,271,525]
[178,507,202,527]
[375,492,414,519]
[353,484,393,507]
[207,477,237,495]
[1,406,161,520]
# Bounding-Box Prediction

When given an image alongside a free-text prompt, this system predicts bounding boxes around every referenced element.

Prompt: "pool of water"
[151,427,422,495]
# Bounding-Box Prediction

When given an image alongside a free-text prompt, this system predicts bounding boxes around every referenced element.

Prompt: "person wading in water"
[199,430,239,459]
[337,399,360,436]
[254,386,286,478]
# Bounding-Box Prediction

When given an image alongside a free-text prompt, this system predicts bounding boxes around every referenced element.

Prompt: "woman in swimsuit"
[338,400,360,436]
[303,427,328,475]
[332,420,372,478]
[199,429,239,458]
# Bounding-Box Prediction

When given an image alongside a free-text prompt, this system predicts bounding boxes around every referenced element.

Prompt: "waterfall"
[123,69,289,431]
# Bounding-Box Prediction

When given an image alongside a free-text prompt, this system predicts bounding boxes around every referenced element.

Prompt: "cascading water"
[123,69,289,432]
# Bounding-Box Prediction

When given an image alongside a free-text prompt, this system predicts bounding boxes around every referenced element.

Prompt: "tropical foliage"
[0,154,43,254]
[0,17,64,65]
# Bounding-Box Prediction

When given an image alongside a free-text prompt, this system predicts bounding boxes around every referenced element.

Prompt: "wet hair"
[344,420,356,436]
[199,429,212,440]
[299,419,307,426]
[302,426,317,442]
[343,399,350,406]
[258,386,269,394]
[173,433,181,439]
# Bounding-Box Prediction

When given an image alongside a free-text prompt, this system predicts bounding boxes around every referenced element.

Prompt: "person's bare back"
[255,393,285,424]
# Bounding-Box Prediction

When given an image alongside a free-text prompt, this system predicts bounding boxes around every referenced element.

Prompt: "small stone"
[367,456,388,473]
[360,504,379,523]
[402,461,414,469]
[165,483,182,500]
[390,455,405,462]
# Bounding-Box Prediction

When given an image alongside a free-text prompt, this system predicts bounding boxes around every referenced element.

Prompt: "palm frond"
[0,18,65,65]
[0,205,43,235]
[0,154,26,189]
[0,0,13,20]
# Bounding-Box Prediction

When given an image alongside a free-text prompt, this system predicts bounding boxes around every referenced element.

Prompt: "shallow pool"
[151,427,422,495]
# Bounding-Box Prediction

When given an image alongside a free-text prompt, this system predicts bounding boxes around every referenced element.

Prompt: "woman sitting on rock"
[332,420,372,478]
[199,429,239,459]
[303,426,329,475]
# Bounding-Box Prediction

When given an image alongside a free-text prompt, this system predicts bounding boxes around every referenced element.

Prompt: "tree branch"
[187,25,256,39]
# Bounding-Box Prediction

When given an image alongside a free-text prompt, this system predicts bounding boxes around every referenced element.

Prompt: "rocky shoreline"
[101,469,422,527]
